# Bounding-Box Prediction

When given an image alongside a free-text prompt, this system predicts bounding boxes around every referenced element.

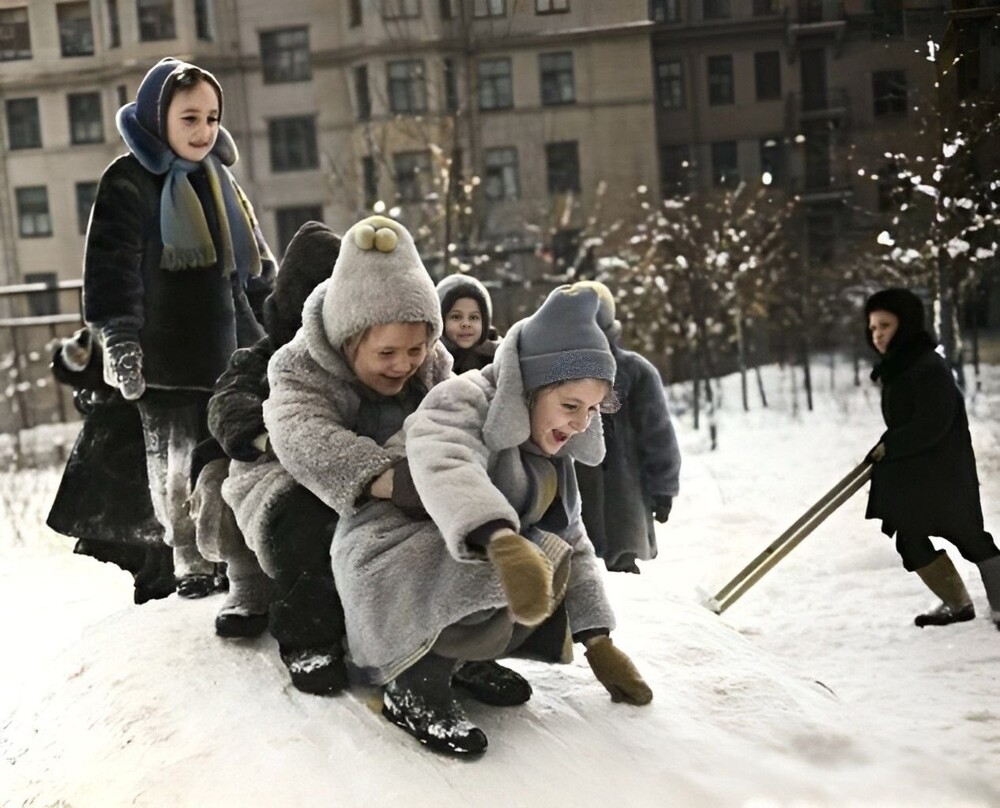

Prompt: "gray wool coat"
[333,319,617,686]
[576,345,681,567]
[221,279,453,571]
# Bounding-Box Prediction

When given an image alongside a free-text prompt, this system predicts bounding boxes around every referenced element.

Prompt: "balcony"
[787,0,847,55]
[786,87,850,127]
[792,167,853,203]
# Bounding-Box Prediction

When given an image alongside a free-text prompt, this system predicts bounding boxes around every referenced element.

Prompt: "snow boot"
[452,660,532,706]
[279,644,349,695]
[976,555,1000,631]
[215,571,273,639]
[383,652,488,757]
[133,543,175,605]
[913,552,976,627]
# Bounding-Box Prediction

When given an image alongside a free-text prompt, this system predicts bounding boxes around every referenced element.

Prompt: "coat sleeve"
[263,339,397,517]
[207,338,272,461]
[405,376,521,561]
[882,361,958,462]
[83,158,150,343]
[628,352,681,498]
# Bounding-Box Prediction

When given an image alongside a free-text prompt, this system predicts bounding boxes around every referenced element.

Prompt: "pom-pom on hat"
[436,273,493,347]
[518,282,616,393]
[321,215,441,350]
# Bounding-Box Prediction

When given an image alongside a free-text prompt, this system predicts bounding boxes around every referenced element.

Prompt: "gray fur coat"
[222,279,452,570]
[334,319,616,685]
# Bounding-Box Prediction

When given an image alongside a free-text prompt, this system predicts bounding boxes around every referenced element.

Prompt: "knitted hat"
[117,57,237,174]
[572,280,622,343]
[264,221,341,347]
[863,287,930,352]
[436,273,493,347]
[321,215,441,349]
[518,283,616,393]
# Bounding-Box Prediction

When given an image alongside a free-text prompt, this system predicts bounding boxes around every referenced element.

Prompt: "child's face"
[350,322,429,396]
[529,378,608,456]
[444,297,483,349]
[868,309,899,355]
[166,80,220,162]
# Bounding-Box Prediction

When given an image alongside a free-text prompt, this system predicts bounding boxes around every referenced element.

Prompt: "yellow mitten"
[584,636,653,705]
[486,533,554,627]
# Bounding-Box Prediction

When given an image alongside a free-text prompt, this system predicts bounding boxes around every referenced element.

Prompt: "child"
[83,57,275,598]
[259,216,532,704]
[864,287,1000,629]
[330,282,653,757]
[573,281,681,573]
[436,273,501,372]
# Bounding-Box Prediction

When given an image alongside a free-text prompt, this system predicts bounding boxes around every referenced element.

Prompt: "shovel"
[705,457,874,615]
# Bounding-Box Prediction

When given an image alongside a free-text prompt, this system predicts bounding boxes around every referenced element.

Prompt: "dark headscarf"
[864,287,936,382]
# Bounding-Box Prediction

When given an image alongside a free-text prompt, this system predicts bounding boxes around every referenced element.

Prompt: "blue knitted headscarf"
[116,57,273,281]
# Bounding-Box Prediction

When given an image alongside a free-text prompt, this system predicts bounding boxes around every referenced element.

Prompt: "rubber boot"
[976,555,1000,631]
[383,653,488,756]
[452,660,532,706]
[913,552,975,627]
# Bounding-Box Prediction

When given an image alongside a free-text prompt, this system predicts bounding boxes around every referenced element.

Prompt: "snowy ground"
[1,358,998,808]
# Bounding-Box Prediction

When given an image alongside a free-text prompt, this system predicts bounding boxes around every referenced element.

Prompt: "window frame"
[136,0,176,42]
[16,186,53,238]
[656,59,685,110]
[0,6,32,61]
[268,116,319,173]
[535,0,569,12]
[872,69,907,117]
[57,1,95,58]
[387,59,427,114]
[754,51,782,101]
[539,51,575,106]
[75,181,98,235]
[483,146,521,202]
[393,150,432,204]
[67,91,104,145]
[707,54,735,105]
[477,57,513,111]
[710,140,739,188]
[260,27,312,84]
[545,140,581,194]
[5,97,42,150]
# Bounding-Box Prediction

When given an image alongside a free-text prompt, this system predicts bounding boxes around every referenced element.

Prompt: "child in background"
[436,274,501,373]
[83,57,275,598]
[573,281,681,573]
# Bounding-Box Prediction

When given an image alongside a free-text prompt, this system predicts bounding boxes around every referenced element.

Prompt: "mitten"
[652,494,673,523]
[105,341,146,400]
[584,635,653,705]
[867,442,886,463]
[486,533,554,627]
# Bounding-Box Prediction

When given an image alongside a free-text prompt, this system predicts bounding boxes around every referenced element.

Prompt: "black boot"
[133,544,175,605]
[977,555,1000,631]
[383,653,487,756]
[278,644,349,695]
[914,552,976,627]
[452,660,532,706]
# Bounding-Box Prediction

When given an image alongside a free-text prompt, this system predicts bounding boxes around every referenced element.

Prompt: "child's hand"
[584,635,653,705]
[369,467,394,499]
[867,443,886,463]
[487,533,554,626]
[652,494,673,523]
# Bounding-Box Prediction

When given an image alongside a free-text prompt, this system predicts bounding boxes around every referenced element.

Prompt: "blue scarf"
[116,101,273,281]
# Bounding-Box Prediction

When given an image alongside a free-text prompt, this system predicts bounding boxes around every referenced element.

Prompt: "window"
[711,141,739,187]
[349,0,363,26]
[195,0,213,41]
[117,84,129,108]
[0,7,32,61]
[478,58,513,110]
[75,181,98,234]
[137,0,176,41]
[707,55,734,105]
[388,60,426,114]
[362,156,378,208]
[474,0,505,17]
[268,116,318,172]
[261,27,311,83]
[24,273,59,316]
[546,141,580,193]
[354,65,371,120]
[873,70,907,116]
[704,0,730,19]
[659,144,691,194]
[107,0,120,47]
[649,0,679,22]
[754,51,781,101]
[759,137,783,185]
[276,206,324,255]
[394,151,431,203]
[383,0,421,20]
[536,0,569,12]
[57,2,94,57]
[440,0,457,18]
[6,98,41,150]
[656,59,685,109]
[540,52,575,105]
[68,92,104,144]
[753,0,776,14]
[444,57,459,112]
[806,213,835,265]
[16,187,52,238]
[483,147,520,201]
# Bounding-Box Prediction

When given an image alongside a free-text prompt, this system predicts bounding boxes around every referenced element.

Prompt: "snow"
[2,359,999,808]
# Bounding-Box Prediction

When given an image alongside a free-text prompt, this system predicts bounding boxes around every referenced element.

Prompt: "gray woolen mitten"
[105,341,146,400]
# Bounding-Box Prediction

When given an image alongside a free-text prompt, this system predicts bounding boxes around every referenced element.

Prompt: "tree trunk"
[735,311,748,411]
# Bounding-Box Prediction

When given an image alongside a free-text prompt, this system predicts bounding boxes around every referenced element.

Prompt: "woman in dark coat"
[864,288,1000,629]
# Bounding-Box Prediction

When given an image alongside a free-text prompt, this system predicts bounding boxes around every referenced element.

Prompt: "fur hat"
[863,287,931,352]
[116,57,237,174]
[518,283,616,393]
[436,274,493,347]
[264,221,341,347]
[321,216,441,350]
